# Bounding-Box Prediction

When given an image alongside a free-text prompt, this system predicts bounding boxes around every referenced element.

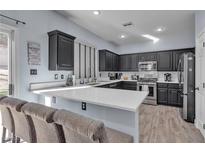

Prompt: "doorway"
[0,27,14,97]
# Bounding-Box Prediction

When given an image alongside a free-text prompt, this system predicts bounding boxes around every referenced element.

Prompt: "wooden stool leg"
[16,137,20,143]
[1,127,6,143]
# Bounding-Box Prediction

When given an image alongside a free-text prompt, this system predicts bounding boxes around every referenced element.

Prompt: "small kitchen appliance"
[164,73,172,82]
[138,61,157,72]
[108,73,118,80]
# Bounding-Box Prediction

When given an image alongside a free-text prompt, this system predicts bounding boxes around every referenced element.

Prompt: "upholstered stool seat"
[21,103,65,143]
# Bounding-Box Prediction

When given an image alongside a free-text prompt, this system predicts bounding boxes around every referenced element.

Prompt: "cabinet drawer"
[168,83,179,89]
[157,83,168,88]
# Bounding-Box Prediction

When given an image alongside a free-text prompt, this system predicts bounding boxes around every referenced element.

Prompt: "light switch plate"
[54,74,58,80]
[61,74,64,79]
[30,69,37,75]
[82,102,86,110]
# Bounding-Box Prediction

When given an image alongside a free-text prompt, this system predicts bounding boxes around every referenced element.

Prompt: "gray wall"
[195,11,205,36]
[0,10,117,102]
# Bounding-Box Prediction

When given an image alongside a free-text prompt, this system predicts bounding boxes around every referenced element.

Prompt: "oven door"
[137,83,157,105]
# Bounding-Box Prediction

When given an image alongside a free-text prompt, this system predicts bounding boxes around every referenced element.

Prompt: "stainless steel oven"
[138,61,157,72]
[137,81,157,105]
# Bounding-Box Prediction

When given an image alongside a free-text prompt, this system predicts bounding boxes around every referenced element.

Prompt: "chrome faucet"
[66,75,73,86]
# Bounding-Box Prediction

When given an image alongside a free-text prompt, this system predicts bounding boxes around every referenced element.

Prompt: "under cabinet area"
[157,83,183,107]
[48,30,76,71]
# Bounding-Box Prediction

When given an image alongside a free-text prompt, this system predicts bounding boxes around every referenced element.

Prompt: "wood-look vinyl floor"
[139,104,205,143]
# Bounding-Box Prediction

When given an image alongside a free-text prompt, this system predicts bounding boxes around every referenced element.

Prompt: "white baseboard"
[195,119,205,140]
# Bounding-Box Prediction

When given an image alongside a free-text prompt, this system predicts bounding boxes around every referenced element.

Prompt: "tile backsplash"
[99,71,179,82]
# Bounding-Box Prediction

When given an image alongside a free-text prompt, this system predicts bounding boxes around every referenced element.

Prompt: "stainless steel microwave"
[138,61,157,71]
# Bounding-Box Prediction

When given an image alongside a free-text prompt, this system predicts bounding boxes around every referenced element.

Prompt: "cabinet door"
[157,51,173,71]
[148,53,157,61]
[130,54,138,71]
[105,52,112,71]
[99,50,106,71]
[112,54,119,71]
[157,88,168,105]
[177,89,183,107]
[168,89,178,106]
[119,55,127,71]
[138,53,147,62]
[57,35,74,70]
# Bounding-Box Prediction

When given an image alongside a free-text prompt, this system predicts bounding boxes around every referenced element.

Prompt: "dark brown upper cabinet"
[48,30,76,71]
[138,52,157,62]
[157,51,173,71]
[99,49,119,71]
[99,48,194,72]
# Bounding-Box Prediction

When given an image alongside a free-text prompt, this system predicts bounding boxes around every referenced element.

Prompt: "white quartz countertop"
[32,79,137,93]
[36,87,148,112]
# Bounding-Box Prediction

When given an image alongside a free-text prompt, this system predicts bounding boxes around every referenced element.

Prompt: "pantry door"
[196,31,205,126]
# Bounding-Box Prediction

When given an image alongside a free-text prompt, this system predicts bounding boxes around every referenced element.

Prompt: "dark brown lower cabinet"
[157,88,168,105]
[157,83,183,107]
[168,89,178,106]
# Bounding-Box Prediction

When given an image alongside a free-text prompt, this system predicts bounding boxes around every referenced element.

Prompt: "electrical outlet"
[61,74,64,79]
[30,69,37,75]
[54,74,58,80]
[82,102,86,110]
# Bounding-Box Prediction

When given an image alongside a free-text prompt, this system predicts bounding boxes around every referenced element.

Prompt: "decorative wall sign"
[27,42,41,65]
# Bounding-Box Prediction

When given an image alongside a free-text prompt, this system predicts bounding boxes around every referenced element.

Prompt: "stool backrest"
[53,109,108,143]
[21,103,65,143]
[0,97,36,143]
[0,96,15,133]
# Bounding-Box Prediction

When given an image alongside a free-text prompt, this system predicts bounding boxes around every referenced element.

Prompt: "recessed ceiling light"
[93,11,100,15]
[120,34,126,39]
[156,27,165,32]
[142,34,159,43]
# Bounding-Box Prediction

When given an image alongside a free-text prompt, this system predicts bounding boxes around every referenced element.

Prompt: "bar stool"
[21,103,65,143]
[0,97,36,143]
[0,96,15,143]
[53,109,108,143]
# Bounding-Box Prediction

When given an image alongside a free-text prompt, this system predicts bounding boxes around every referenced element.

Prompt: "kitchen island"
[33,81,148,142]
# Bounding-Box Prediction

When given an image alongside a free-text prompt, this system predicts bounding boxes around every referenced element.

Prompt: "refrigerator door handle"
[177,58,182,86]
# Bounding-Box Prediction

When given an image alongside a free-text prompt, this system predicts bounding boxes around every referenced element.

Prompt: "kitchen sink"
[86,82,100,85]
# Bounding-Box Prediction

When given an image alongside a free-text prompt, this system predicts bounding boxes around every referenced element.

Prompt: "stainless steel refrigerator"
[178,52,195,123]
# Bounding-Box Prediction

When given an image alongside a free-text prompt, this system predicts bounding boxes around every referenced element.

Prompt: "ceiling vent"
[122,22,133,27]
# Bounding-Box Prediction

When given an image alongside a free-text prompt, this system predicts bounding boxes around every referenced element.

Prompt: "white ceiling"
[57,10,195,46]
